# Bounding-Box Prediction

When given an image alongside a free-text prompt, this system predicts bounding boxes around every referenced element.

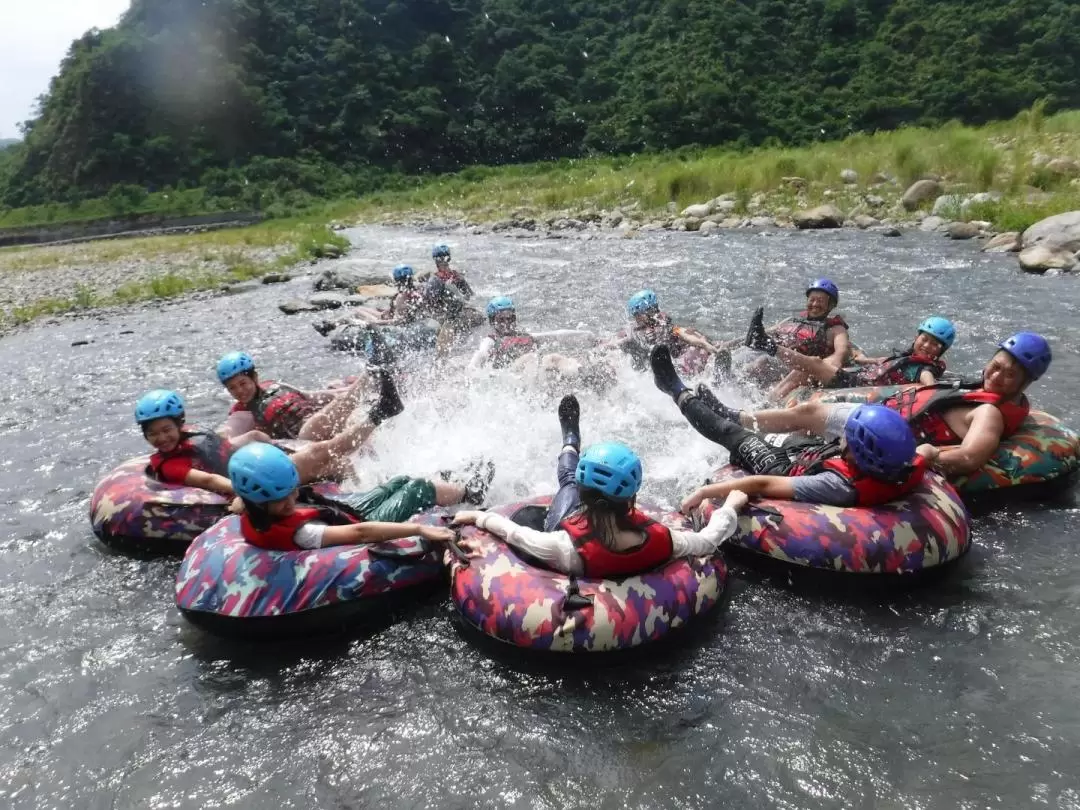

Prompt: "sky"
[0,0,131,139]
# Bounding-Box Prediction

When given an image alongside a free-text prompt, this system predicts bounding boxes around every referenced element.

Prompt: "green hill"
[2,0,1078,207]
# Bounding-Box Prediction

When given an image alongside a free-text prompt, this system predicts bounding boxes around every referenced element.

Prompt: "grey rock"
[982,232,1021,253]
[278,300,319,314]
[901,179,943,211]
[931,195,966,217]
[793,204,844,229]
[945,222,980,240]
[262,273,291,284]
[919,215,946,232]
[309,293,347,310]
[1018,245,1078,273]
[698,220,720,236]
[852,214,881,230]
[222,280,261,295]
[1021,210,1080,252]
[840,169,858,185]
[681,202,714,219]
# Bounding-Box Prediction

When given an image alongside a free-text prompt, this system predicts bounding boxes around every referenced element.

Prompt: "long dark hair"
[572,487,638,550]
[242,498,274,532]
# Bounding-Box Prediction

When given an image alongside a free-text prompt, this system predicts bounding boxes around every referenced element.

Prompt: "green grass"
[0,223,347,329]
[336,107,1080,227]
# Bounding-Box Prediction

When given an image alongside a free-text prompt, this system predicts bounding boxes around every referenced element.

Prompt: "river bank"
[2,109,1078,331]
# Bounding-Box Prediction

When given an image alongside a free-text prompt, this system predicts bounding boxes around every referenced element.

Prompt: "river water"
[1,225,1079,809]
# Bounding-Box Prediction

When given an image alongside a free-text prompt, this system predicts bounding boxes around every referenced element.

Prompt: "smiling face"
[805,291,834,318]
[224,372,259,404]
[913,331,946,359]
[142,417,182,453]
[982,350,1028,397]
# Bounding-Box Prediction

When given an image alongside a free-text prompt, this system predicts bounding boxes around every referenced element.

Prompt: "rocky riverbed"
[3,173,1078,333]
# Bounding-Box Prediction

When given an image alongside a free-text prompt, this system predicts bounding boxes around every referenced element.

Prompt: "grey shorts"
[822,402,859,442]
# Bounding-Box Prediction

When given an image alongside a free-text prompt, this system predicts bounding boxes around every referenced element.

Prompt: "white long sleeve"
[473,505,740,577]
[467,336,496,370]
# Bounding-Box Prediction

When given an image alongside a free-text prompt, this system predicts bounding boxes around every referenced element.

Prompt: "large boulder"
[1045,158,1080,178]
[1021,211,1080,252]
[945,222,980,240]
[793,204,844,229]
[313,265,388,291]
[982,232,1021,253]
[1018,245,1078,273]
[681,202,714,218]
[901,179,943,211]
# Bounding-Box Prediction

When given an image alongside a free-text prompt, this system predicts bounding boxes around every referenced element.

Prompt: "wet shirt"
[789,470,858,507]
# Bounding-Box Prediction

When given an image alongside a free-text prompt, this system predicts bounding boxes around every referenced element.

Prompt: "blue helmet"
[575,441,643,501]
[135,389,185,425]
[806,278,839,304]
[432,244,451,259]
[999,332,1052,381]
[216,351,255,384]
[486,295,515,319]
[227,444,299,504]
[392,264,414,283]
[844,404,917,481]
[627,290,659,317]
[917,316,956,351]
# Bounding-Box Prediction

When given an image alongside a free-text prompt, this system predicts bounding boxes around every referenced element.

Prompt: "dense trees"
[2,0,1076,207]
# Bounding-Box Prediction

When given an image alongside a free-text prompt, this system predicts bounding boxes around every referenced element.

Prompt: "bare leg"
[228,430,272,449]
[298,376,372,441]
[292,421,377,482]
[770,369,815,400]
[739,400,832,435]
[775,347,841,383]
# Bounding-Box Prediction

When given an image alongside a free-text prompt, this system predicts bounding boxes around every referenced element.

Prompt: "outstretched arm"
[681,476,797,512]
[319,521,454,547]
[184,470,234,497]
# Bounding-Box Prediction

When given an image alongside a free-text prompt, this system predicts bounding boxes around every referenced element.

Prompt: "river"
[1,225,1079,808]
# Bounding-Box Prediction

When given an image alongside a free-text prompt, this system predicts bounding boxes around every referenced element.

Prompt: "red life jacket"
[560,509,674,578]
[488,331,538,368]
[787,441,928,506]
[881,383,1030,446]
[246,381,316,439]
[851,353,946,386]
[773,311,848,357]
[434,265,472,296]
[240,504,360,550]
[147,426,230,479]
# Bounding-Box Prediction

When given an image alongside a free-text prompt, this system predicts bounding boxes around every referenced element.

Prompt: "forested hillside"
[2,0,1077,207]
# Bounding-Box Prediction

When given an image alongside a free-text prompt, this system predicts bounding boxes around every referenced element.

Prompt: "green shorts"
[334,476,437,522]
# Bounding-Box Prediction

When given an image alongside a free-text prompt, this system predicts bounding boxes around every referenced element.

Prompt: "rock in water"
[1018,245,1078,273]
[792,204,844,229]
[901,179,943,211]
[698,220,720,236]
[279,300,319,315]
[945,222,979,240]
[1021,211,1080,252]
[309,293,347,310]
[982,232,1021,253]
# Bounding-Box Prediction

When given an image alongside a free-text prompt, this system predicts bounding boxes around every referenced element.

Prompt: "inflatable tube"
[90,457,230,554]
[444,496,728,653]
[701,465,971,575]
[328,320,440,358]
[90,441,325,555]
[784,384,1080,505]
[175,514,444,638]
